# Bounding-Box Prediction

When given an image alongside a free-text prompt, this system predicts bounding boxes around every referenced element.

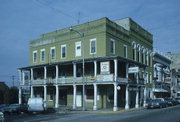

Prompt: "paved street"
[5,105,180,122]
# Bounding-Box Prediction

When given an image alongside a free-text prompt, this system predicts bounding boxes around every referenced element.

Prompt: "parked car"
[175,98,180,104]
[28,98,45,112]
[147,98,168,109]
[164,98,173,106]
[0,112,4,122]
[3,104,21,114]
[0,105,7,113]
[170,98,179,105]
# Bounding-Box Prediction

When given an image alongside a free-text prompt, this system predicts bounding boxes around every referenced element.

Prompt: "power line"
[34,0,77,23]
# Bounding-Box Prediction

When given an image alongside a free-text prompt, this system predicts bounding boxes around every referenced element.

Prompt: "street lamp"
[69,27,85,111]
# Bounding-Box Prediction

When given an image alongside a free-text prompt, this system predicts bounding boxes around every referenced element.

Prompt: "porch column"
[114,59,118,81]
[126,63,129,78]
[113,83,118,111]
[18,87,22,104]
[73,63,77,78]
[56,65,59,84]
[94,61,97,77]
[44,67,47,84]
[55,85,59,108]
[93,83,97,110]
[30,86,34,98]
[44,85,47,101]
[22,71,25,85]
[30,68,34,80]
[73,85,77,109]
[19,70,22,85]
[135,87,139,108]
[125,85,129,109]
[143,87,147,107]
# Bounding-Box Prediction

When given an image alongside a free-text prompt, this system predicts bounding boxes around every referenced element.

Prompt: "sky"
[0,0,180,86]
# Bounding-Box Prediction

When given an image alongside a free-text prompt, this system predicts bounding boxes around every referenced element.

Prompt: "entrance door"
[76,91,82,107]
[59,89,67,106]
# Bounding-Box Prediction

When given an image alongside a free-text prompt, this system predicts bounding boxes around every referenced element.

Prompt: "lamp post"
[69,27,85,111]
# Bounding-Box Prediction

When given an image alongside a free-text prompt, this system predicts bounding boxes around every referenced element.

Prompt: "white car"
[0,112,4,122]
[28,98,46,112]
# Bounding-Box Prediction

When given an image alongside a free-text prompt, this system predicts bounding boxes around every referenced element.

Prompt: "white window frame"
[50,47,56,60]
[75,41,81,57]
[33,50,37,63]
[40,49,45,62]
[61,44,67,59]
[123,44,127,58]
[90,38,96,55]
[110,39,115,54]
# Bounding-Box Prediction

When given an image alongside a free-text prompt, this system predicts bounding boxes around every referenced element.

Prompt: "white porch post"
[18,87,22,104]
[44,85,47,101]
[114,59,118,81]
[143,71,147,107]
[93,83,97,110]
[135,87,139,108]
[30,86,33,98]
[73,63,77,78]
[31,68,34,80]
[94,61,97,77]
[125,85,129,109]
[113,83,118,111]
[56,65,59,84]
[55,85,59,108]
[22,72,25,85]
[44,66,47,84]
[143,87,147,107]
[73,85,77,109]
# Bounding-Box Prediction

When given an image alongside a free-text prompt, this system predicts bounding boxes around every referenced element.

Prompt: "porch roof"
[18,56,147,70]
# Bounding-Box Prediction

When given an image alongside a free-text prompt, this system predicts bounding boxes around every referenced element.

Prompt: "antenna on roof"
[77,12,81,24]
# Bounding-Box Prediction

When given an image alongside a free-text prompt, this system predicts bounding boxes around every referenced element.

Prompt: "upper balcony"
[20,75,130,86]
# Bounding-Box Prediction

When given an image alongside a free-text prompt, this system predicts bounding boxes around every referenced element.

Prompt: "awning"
[153,88,168,93]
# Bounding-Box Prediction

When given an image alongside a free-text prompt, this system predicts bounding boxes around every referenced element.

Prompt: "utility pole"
[12,75,15,87]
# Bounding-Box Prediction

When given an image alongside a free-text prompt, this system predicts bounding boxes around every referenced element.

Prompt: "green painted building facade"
[19,17,153,111]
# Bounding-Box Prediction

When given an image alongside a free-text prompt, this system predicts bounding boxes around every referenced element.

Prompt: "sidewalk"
[67,107,145,114]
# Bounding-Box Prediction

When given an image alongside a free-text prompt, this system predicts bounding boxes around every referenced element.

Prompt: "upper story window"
[75,41,81,57]
[137,44,140,62]
[132,42,136,61]
[61,44,66,59]
[50,47,56,60]
[110,39,115,54]
[40,49,45,62]
[90,38,96,54]
[33,50,37,63]
[123,45,127,58]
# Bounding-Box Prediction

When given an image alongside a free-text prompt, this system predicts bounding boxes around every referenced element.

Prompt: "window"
[75,41,81,57]
[142,52,144,64]
[33,50,37,63]
[50,47,56,60]
[123,45,127,58]
[86,88,94,101]
[150,72,152,83]
[61,44,66,59]
[110,39,115,54]
[90,38,96,54]
[146,53,149,65]
[146,72,149,83]
[132,43,136,61]
[40,49,45,62]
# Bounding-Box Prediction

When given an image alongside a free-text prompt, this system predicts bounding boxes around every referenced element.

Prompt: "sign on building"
[96,74,113,82]
[128,67,139,73]
[100,61,110,74]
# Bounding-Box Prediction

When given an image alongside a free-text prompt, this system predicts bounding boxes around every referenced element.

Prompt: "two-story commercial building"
[18,17,153,111]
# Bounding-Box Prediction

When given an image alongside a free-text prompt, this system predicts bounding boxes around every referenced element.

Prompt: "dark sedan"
[147,98,168,109]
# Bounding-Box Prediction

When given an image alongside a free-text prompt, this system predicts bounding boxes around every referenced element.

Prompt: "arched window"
[132,42,136,61]
[141,46,144,64]
[137,44,141,62]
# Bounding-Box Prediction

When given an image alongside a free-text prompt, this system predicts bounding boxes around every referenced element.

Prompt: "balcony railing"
[22,76,130,86]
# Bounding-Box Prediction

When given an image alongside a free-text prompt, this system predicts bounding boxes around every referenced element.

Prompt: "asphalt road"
[5,105,180,122]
